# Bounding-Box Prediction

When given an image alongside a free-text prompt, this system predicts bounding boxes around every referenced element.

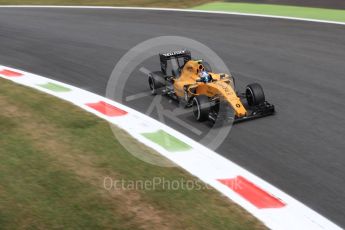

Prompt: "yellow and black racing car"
[147,50,275,123]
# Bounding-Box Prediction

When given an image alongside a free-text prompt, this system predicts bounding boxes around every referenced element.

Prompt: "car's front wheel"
[245,83,265,106]
[192,95,210,122]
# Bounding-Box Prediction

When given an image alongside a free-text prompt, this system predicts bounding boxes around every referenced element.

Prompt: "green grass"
[0,78,265,229]
[193,2,345,23]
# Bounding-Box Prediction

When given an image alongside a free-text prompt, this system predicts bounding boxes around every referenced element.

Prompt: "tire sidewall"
[193,95,210,121]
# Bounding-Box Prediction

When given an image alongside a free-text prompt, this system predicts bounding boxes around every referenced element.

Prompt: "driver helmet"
[200,70,211,82]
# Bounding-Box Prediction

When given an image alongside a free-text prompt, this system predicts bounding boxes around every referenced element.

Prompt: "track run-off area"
[0,6,344,228]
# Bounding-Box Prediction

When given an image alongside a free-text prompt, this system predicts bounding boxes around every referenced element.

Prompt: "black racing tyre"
[245,83,265,106]
[202,61,212,72]
[148,71,165,95]
[192,95,210,122]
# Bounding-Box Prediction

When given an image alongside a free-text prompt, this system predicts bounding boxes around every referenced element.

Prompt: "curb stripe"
[141,129,192,152]
[218,176,286,209]
[0,69,23,77]
[37,82,71,92]
[85,101,128,117]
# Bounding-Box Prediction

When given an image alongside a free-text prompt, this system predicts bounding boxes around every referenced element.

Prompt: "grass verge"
[0,77,265,229]
[193,2,345,23]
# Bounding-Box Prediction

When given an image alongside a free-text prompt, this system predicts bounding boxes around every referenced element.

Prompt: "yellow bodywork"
[173,60,247,117]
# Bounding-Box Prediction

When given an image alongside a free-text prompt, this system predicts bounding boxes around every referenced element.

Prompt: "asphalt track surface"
[0,7,344,227]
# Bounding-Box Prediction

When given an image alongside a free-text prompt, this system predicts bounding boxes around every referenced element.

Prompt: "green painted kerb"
[38,82,71,92]
[141,130,192,152]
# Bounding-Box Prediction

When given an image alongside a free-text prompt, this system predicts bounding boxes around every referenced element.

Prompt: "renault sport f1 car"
[147,50,275,123]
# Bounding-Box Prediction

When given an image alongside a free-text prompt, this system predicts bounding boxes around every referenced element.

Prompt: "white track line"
[0,5,344,26]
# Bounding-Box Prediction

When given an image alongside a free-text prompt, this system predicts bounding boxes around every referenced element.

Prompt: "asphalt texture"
[0,7,344,227]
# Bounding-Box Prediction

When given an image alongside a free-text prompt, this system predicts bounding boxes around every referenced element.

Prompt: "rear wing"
[159,50,191,75]
[159,50,191,60]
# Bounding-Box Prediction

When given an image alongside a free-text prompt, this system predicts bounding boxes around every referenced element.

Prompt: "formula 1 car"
[147,50,275,123]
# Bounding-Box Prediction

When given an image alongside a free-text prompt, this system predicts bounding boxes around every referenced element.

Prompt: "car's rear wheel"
[245,83,265,106]
[192,95,210,122]
[148,71,164,95]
